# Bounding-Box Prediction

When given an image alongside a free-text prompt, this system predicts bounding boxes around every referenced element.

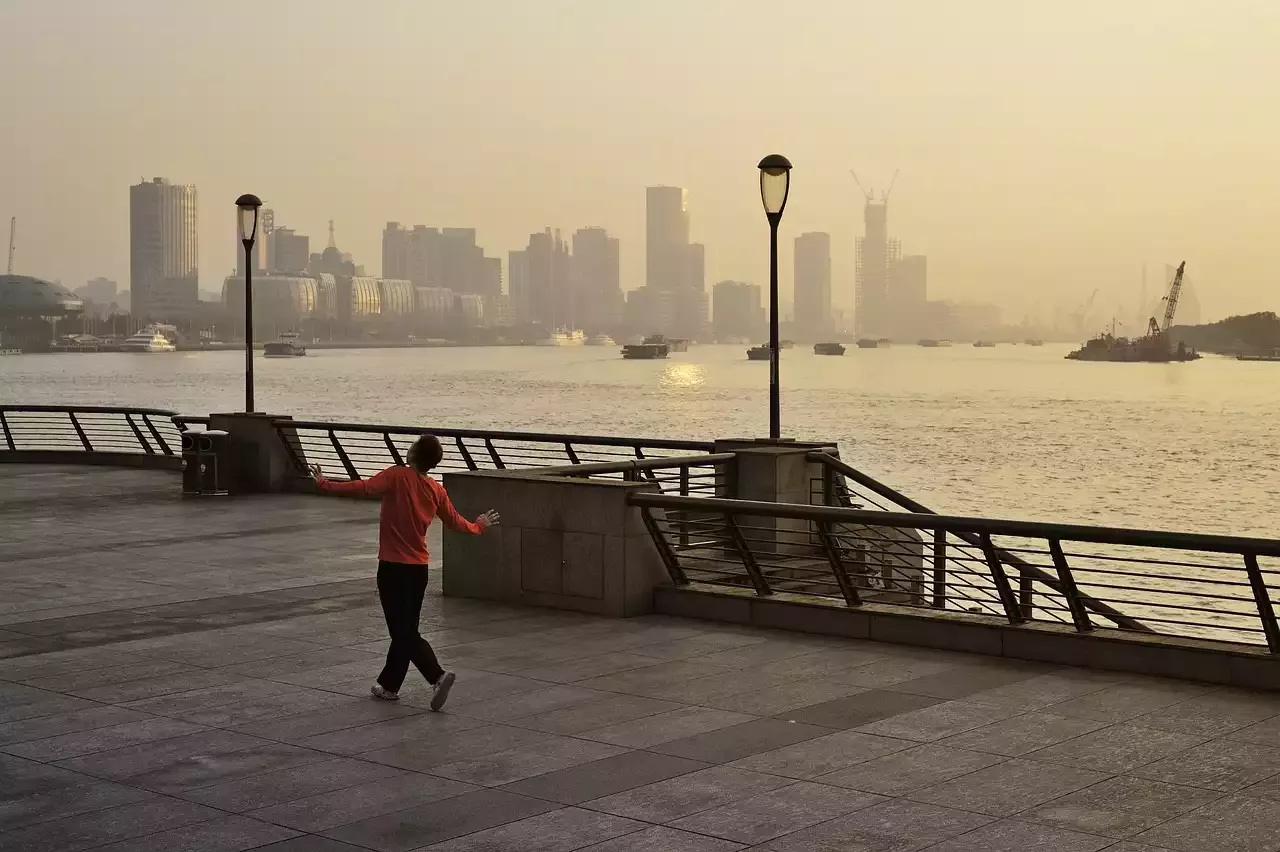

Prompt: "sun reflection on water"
[659,363,706,390]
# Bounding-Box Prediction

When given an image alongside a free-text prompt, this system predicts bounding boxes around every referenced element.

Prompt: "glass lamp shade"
[235,194,263,244]
[757,155,792,218]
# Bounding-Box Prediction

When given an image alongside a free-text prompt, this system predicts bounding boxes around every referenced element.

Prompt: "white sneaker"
[370,684,399,701]
[430,671,456,711]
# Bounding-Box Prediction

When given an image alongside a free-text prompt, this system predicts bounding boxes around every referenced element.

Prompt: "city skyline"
[4,2,1277,322]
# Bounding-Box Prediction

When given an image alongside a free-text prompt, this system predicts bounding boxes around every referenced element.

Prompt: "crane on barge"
[1066,261,1199,362]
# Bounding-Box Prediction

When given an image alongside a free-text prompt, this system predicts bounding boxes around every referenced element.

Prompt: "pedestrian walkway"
[3,466,1280,851]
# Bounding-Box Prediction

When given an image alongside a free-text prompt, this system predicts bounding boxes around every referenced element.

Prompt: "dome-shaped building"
[0,275,84,318]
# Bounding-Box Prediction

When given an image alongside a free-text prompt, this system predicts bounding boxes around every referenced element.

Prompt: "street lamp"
[235,194,262,413]
[758,154,792,441]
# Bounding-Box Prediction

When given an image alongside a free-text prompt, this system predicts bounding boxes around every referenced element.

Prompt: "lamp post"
[235,194,263,413]
[757,154,792,441]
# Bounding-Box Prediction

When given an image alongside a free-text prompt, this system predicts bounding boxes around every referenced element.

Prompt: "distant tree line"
[1171,312,1280,354]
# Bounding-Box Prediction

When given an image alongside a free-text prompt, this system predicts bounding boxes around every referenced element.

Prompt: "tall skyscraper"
[268,226,310,273]
[130,178,198,321]
[572,227,622,332]
[793,232,832,339]
[712,280,763,341]
[888,254,927,339]
[646,186,689,290]
[854,198,889,339]
[512,228,570,329]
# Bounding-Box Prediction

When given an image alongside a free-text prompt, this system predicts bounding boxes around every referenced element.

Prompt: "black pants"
[376,561,444,692]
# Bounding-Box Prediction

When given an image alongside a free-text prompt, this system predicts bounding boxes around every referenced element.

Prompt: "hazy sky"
[1,0,1277,322]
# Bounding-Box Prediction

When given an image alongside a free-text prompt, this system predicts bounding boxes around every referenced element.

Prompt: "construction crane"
[6,218,14,275]
[1072,288,1099,334]
[1146,261,1186,337]
[848,169,900,203]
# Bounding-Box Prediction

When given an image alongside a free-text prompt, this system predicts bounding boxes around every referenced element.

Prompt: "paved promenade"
[4,466,1280,851]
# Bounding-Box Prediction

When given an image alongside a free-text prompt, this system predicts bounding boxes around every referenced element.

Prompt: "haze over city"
[2,0,1277,320]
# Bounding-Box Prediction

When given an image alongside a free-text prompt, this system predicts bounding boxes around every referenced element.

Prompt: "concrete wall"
[441,470,671,617]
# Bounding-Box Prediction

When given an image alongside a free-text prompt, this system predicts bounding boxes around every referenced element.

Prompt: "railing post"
[1019,571,1035,621]
[455,437,477,471]
[125,413,154,454]
[0,410,14,451]
[1243,553,1280,653]
[817,520,862,607]
[980,533,1027,624]
[641,507,688,586]
[932,529,947,609]
[822,464,834,506]
[564,442,580,465]
[147,415,173,455]
[1048,539,1093,633]
[678,464,691,548]
[726,513,772,596]
[484,437,504,469]
[383,433,403,466]
[68,412,92,452]
[329,430,360,480]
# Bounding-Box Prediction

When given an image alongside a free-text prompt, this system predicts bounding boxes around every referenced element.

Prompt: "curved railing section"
[633,491,1280,651]
[273,418,716,482]
[0,405,188,469]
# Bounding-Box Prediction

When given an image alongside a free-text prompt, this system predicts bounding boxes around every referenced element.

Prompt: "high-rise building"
[646,186,689,291]
[794,232,832,339]
[854,198,890,339]
[712,280,764,341]
[887,254,927,339]
[81,277,118,305]
[511,228,570,329]
[268,227,310,273]
[383,223,501,303]
[572,227,622,332]
[130,177,198,320]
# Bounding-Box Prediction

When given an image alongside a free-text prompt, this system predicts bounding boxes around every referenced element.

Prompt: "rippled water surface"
[3,344,1277,536]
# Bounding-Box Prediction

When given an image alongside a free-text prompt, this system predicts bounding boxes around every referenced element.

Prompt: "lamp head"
[235,194,263,245]
[757,154,792,221]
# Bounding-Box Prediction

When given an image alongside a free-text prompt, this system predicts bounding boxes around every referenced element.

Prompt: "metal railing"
[0,405,186,463]
[633,492,1280,651]
[274,419,718,482]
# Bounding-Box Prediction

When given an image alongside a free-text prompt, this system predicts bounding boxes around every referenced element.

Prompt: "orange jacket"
[316,465,482,564]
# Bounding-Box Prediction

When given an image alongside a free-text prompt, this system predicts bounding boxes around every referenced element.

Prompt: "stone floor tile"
[521,653,668,684]
[854,699,1021,743]
[178,755,404,811]
[88,814,299,851]
[627,633,770,662]
[253,837,372,852]
[322,788,557,852]
[358,724,553,772]
[0,779,153,831]
[1129,690,1280,738]
[650,718,833,764]
[450,684,608,722]
[231,699,422,741]
[500,750,709,805]
[176,688,352,728]
[575,661,740,695]
[0,694,97,724]
[1024,775,1223,838]
[960,671,1129,710]
[0,705,157,747]
[670,780,884,844]
[247,774,475,833]
[584,766,793,823]
[0,796,222,852]
[642,670,790,705]
[698,678,866,717]
[510,694,685,736]
[939,711,1109,757]
[729,729,914,779]
[887,661,1052,700]
[120,680,301,717]
[420,806,645,851]
[1130,738,1280,793]
[1029,723,1207,774]
[816,743,1005,796]
[816,656,959,688]
[576,825,743,852]
[19,659,188,693]
[909,758,1111,818]
[299,711,485,755]
[70,670,246,704]
[922,818,1113,852]
[777,690,944,730]
[578,707,757,749]
[756,647,891,678]
[428,736,626,787]
[1045,681,1215,723]
[123,741,334,795]
[692,640,839,670]
[1134,794,1280,851]
[756,797,993,852]
[53,729,272,781]
[1,716,207,762]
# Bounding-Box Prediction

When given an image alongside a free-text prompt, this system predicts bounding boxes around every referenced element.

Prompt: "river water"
[2,344,1277,537]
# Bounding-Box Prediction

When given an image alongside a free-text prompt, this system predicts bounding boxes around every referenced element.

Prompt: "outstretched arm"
[436,487,499,535]
[311,464,397,498]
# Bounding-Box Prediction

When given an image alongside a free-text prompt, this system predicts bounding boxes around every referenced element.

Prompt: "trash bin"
[181,429,230,496]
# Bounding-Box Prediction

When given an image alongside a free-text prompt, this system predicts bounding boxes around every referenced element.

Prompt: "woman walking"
[310,435,498,710]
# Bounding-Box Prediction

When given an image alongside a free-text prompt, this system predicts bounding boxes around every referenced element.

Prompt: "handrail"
[631,491,1280,649]
[0,404,178,417]
[629,493,1280,557]
[533,453,737,478]
[806,451,1153,632]
[0,404,185,467]
[281,420,714,452]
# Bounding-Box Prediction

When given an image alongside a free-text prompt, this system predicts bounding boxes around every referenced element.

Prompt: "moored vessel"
[814,342,846,355]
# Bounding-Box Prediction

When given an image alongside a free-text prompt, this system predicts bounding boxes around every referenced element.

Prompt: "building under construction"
[1066,262,1200,362]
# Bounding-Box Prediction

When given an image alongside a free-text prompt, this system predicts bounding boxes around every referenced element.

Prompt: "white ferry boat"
[537,329,585,346]
[121,326,177,353]
[585,333,615,347]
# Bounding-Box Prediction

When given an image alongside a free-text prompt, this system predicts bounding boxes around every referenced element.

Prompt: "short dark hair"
[406,435,443,472]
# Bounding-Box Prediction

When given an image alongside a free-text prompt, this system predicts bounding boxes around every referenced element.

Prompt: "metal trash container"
[181,429,230,496]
